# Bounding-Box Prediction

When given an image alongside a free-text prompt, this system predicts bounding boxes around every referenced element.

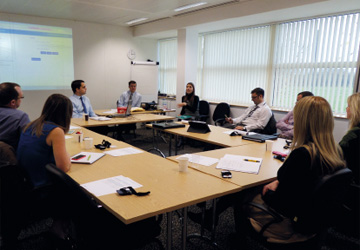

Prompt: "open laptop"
[107,100,132,118]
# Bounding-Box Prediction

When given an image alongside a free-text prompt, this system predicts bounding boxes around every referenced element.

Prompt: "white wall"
[0,13,158,120]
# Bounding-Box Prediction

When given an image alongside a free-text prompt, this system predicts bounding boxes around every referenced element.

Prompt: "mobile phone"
[72,154,86,160]
[221,171,232,178]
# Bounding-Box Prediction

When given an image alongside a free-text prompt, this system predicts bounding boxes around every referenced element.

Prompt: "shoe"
[188,210,218,231]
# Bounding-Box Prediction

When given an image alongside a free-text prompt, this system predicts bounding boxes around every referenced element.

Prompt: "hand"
[262,180,279,196]
[235,125,244,131]
[177,102,186,108]
[225,117,233,124]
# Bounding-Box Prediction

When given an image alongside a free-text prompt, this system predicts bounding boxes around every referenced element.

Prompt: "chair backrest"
[294,167,353,233]
[199,100,210,116]
[0,141,17,166]
[45,164,99,213]
[252,113,277,135]
[212,102,230,123]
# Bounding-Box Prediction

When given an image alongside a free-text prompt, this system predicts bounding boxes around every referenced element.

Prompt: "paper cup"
[84,137,93,149]
[265,140,274,152]
[178,156,189,172]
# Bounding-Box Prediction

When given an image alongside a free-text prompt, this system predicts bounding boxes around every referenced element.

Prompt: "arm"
[262,180,279,196]
[132,93,142,107]
[87,98,97,117]
[245,106,272,131]
[276,111,293,132]
[232,107,250,125]
[69,96,83,118]
[46,127,71,172]
[119,92,126,107]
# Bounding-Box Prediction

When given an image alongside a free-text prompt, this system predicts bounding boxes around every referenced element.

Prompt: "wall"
[0,13,158,120]
[207,104,349,143]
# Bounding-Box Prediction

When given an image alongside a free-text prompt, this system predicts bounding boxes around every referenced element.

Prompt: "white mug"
[178,156,189,172]
[84,137,93,149]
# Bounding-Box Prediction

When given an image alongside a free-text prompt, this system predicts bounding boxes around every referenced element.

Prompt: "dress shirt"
[276,110,294,139]
[119,91,142,107]
[69,94,97,118]
[232,101,272,131]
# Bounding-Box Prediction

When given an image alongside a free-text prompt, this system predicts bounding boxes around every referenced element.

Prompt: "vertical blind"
[272,13,360,114]
[158,38,177,95]
[197,26,272,105]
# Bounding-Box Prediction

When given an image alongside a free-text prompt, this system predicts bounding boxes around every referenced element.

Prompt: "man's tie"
[238,105,259,124]
[128,93,133,105]
[80,96,87,114]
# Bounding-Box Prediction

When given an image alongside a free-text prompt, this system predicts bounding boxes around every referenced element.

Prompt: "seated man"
[0,82,30,150]
[225,87,272,132]
[276,91,313,139]
[118,80,142,107]
[69,80,97,118]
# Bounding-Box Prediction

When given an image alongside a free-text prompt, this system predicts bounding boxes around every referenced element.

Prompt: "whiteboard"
[130,61,159,103]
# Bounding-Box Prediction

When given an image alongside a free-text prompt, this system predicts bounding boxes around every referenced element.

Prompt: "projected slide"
[0,21,74,90]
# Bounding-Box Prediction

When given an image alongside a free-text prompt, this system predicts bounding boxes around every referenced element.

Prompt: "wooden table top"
[95,109,176,116]
[147,123,257,148]
[71,113,175,127]
[66,127,240,224]
[167,139,287,189]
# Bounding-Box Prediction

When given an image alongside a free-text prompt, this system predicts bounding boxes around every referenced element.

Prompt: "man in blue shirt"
[119,80,142,107]
[69,80,97,118]
[0,82,30,149]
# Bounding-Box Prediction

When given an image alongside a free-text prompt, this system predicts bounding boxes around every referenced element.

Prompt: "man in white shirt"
[118,80,142,107]
[225,87,272,132]
[69,80,97,118]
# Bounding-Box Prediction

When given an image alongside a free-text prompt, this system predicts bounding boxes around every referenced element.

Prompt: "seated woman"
[247,96,346,243]
[177,82,199,118]
[339,92,360,185]
[17,94,72,188]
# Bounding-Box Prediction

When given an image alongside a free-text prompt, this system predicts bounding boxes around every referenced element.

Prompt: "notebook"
[71,152,105,164]
[152,122,185,129]
[242,133,278,143]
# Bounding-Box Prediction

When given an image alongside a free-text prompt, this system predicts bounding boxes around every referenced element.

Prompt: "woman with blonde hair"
[339,92,360,184]
[247,96,346,243]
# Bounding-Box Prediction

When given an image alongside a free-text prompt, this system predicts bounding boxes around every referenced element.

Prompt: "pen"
[225,114,228,118]
[87,155,91,161]
[244,159,260,163]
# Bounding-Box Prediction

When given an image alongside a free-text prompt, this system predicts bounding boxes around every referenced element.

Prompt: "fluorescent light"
[174,2,207,12]
[126,18,148,25]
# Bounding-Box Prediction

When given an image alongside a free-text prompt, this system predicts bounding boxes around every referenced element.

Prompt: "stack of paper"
[216,154,262,174]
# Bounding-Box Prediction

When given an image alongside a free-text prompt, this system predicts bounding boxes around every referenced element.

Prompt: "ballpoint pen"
[244,159,260,163]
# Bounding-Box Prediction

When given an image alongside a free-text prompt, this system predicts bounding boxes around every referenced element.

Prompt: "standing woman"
[17,94,72,188]
[246,96,346,243]
[339,92,360,184]
[178,82,199,117]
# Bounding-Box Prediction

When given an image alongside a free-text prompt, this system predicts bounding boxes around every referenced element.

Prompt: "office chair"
[45,164,164,250]
[252,113,277,135]
[196,100,210,122]
[244,167,353,250]
[212,102,230,126]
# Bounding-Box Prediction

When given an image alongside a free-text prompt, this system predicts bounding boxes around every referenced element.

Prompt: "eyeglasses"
[251,95,258,100]
[18,96,24,100]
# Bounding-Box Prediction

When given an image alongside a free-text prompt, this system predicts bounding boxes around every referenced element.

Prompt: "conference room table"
[167,138,287,188]
[147,123,257,155]
[71,113,175,127]
[65,127,241,250]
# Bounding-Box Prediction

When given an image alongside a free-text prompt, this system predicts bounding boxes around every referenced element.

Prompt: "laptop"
[107,100,132,118]
[242,133,278,143]
[152,122,185,129]
[187,121,211,134]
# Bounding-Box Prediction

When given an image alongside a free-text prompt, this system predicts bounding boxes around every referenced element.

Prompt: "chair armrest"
[214,118,225,126]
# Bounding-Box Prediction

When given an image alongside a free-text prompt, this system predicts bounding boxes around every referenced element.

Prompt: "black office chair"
[212,102,230,126]
[45,163,164,250]
[245,167,353,250]
[252,113,277,135]
[196,100,210,122]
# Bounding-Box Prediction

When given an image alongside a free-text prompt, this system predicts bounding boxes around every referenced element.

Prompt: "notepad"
[71,152,105,164]
[216,154,262,174]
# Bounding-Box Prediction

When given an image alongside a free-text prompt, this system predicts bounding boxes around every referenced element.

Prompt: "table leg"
[182,207,188,250]
[167,211,173,250]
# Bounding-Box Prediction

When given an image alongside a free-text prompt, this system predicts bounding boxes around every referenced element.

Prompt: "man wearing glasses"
[225,87,272,132]
[0,82,30,149]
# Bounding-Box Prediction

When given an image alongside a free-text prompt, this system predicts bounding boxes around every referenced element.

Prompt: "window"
[272,13,360,114]
[158,38,177,95]
[196,12,360,115]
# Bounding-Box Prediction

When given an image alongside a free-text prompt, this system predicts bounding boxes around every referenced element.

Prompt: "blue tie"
[80,96,87,114]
